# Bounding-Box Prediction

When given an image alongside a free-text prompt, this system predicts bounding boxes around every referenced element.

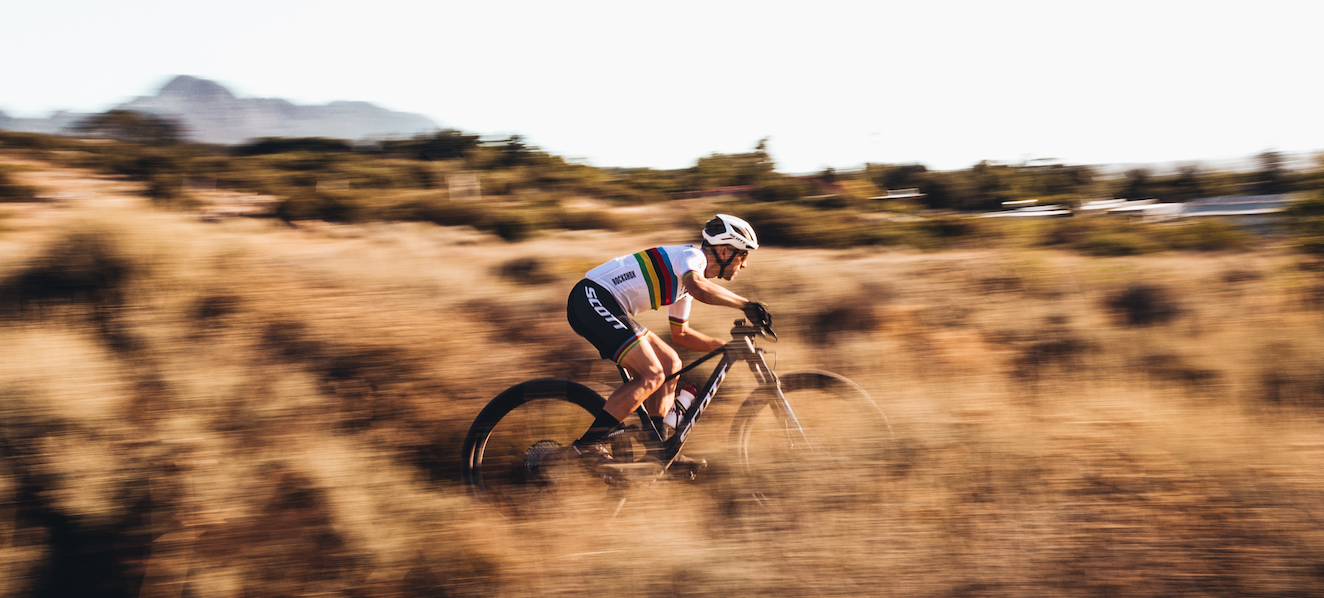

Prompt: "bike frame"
[624,321,806,464]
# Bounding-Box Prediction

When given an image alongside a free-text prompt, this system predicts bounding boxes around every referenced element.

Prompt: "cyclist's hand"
[742,301,772,329]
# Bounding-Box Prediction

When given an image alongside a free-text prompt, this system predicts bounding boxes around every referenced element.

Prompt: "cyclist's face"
[723,248,750,280]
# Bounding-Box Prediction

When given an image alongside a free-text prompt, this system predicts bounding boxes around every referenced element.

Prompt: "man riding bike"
[565,214,772,468]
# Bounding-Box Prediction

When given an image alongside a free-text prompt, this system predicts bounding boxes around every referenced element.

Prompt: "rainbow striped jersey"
[585,245,707,324]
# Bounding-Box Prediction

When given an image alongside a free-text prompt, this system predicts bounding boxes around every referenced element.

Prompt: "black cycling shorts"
[567,279,648,364]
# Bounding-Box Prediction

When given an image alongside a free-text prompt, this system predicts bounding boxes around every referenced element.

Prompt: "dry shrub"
[487,211,536,242]
[260,319,324,363]
[1221,268,1262,284]
[1105,283,1182,327]
[804,287,892,345]
[1256,342,1324,408]
[978,274,1023,294]
[1012,336,1094,380]
[493,257,556,285]
[0,230,135,313]
[1300,283,1324,311]
[1140,352,1221,389]
[193,466,361,595]
[193,293,243,323]
[256,317,426,432]
[0,381,153,598]
[807,303,881,345]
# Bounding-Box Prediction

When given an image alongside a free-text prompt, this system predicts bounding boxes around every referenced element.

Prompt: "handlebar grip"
[742,301,772,328]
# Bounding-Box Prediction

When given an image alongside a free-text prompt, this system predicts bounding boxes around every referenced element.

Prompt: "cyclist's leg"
[567,278,656,429]
[640,336,682,418]
[603,332,668,421]
[571,334,664,452]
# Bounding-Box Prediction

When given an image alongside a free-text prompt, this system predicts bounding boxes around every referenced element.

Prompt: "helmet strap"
[706,244,737,279]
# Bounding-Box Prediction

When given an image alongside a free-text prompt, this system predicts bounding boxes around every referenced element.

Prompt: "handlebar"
[731,318,777,342]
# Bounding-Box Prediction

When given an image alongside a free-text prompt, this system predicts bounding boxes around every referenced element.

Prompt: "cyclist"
[566,214,772,467]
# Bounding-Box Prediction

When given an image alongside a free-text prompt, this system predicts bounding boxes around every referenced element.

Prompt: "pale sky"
[3,0,1322,172]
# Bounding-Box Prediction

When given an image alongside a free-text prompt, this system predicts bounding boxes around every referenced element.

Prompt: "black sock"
[575,410,622,445]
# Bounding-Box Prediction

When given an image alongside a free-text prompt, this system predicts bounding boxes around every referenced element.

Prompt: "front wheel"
[729,370,892,508]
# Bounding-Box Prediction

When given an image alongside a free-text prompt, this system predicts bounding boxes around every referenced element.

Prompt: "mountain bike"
[460,318,892,516]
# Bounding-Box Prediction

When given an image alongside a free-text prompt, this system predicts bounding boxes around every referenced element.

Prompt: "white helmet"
[702,214,759,251]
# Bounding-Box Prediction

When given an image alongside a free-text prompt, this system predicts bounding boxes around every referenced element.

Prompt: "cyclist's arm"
[670,322,724,352]
[682,272,750,310]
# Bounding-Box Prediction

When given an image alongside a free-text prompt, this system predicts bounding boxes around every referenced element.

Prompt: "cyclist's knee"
[647,335,683,374]
[659,350,682,375]
[636,361,666,393]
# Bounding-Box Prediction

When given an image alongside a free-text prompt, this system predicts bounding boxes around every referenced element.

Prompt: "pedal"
[664,454,708,481]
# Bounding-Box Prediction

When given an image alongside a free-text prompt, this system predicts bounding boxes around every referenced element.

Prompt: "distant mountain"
[0,76,440,144]
[0,110,84,135]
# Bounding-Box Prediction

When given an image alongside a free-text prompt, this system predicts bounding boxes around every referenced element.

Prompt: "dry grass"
[3,156,1324,597]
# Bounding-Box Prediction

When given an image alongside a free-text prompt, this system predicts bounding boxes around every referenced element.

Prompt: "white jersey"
[585,245,707,325]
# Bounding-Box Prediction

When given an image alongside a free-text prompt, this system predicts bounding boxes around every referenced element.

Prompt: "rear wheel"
[729,370,891,509]
[461,379,635,517]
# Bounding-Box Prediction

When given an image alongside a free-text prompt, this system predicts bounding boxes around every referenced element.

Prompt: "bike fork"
[756,357,812,449]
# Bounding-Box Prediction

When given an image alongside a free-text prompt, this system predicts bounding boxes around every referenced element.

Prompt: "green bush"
[233,137,353,156]
[276,190,364,223]
[1044,218,1157,255]
[741,203,982,251]
[555,209,623,231]
[1042,219,1097,247]
[921,215,984,239]
[70,109,184,146]
[399,198,489,228]
[1285,193,1324,255]
[1158,219,1249,251]
[589,183,668,205]
[750,177,808,203]
[247,151,345,173]
[0,131,67,151]
[740,203,851,247]
[1073,229,1164,256]
[145,174,193,208]
[488,211,535,242]
[1045,217,1248,255]
[856,223,931,249]
[105,148,183,180]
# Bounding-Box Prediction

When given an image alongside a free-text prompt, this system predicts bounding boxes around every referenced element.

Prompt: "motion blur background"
[5,1,1324,596]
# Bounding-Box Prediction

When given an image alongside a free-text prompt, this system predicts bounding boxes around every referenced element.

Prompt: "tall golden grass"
[2,157,1324,597]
